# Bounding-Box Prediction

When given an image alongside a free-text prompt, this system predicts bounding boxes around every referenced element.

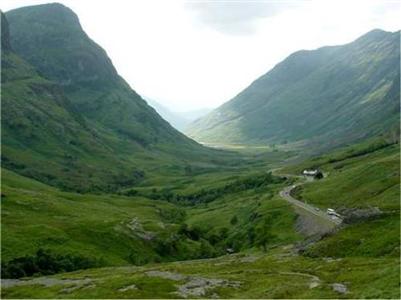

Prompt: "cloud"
[185,1,297,35]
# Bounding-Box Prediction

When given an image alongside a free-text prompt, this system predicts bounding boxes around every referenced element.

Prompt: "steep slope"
[5,3,192,147]
[1,5,224,192]
[1,11,122,191]
[187,29,400,149]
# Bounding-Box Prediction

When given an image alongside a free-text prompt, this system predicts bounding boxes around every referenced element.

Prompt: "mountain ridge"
[186,29,400,150]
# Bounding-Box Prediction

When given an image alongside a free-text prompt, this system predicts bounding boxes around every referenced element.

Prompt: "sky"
[1,0,400,112]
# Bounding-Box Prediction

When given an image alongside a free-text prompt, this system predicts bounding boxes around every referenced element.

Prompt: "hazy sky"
[2,0,400,111]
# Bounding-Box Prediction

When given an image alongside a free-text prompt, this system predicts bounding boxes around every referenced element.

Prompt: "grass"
[286,141,400,211]
[1,169,179,265]
[2,246,399,299]
[304,213,400,258]
[1,164,300,269]
[1,139,399,298]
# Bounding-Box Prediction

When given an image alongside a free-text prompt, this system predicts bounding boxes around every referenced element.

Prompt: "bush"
[128,250,152,265]
[1,249,102,279]
[124,172,284,205]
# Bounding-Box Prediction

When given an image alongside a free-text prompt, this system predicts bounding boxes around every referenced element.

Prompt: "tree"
[255,217,276,252]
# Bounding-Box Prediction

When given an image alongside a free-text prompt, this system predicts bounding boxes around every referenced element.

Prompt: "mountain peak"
[6,3,117,86]
[354,28,394,43]
[6,2,81,29]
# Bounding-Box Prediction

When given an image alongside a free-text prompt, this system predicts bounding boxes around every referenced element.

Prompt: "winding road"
[279,183,342,225]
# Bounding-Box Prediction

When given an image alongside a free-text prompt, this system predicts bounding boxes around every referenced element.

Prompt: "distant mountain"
[182,108,213,123]
[186,29,400,150]
[144,98,188,131]
[145,98,212,131]
[1,4,220,192]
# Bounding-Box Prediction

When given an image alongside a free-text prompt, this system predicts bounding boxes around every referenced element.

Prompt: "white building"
[302,169,318,176]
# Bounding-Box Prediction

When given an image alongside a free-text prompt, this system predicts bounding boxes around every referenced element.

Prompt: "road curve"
[279,184,342,226]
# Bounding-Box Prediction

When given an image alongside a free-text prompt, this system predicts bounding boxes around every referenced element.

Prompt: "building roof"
[303,169,318,175]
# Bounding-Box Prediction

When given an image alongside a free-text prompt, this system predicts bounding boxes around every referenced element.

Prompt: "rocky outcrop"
[338,207,382,224]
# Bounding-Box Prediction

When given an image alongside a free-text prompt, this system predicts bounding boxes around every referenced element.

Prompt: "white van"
[327,208,341,218]
[327,208,335,215]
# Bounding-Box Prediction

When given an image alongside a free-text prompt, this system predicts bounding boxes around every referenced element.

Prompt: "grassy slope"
[1,165,299,265]
[2,140,399,298]
[187,29,400,149]
[283,139,400,210]
[1,168,181,265]
[281,140,400,267]
[2,248,398,299]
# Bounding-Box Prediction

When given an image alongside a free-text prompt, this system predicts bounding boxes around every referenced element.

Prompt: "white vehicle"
[327,208,335,214]
[327,208,341,218]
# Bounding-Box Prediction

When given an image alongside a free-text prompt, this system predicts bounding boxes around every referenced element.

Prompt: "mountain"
[144,98,189,131]
[145,98,212,131]
[186,29,400,150]
[182,108,213,123]
[1,4,222,192]
[5,3,189,146]
[2,10,114,192]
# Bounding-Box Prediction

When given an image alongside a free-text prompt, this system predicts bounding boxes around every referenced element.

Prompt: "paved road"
[279,183,342,226]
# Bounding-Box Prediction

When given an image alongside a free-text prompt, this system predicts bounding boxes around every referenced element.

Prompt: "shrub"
[1,249,102,279]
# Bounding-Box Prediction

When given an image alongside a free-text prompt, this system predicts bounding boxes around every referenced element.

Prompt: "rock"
[115,217,155,241]
[338,207,382,224]
[145,270,186,281]
[2,277,94,291]
[332,283,347,294]
[177,277,240,298]
[118,284,137,292]
[144,270,240,298]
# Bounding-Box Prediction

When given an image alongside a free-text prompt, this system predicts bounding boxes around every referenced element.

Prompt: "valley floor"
[1,139,400,299]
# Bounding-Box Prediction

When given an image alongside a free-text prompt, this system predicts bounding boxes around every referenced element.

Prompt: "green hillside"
[1,166,299,274]
[2,140,399,298]
[1,5,232,192]
[187,29,400,149]
[5,3,186,145]
[283,138,400,266]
